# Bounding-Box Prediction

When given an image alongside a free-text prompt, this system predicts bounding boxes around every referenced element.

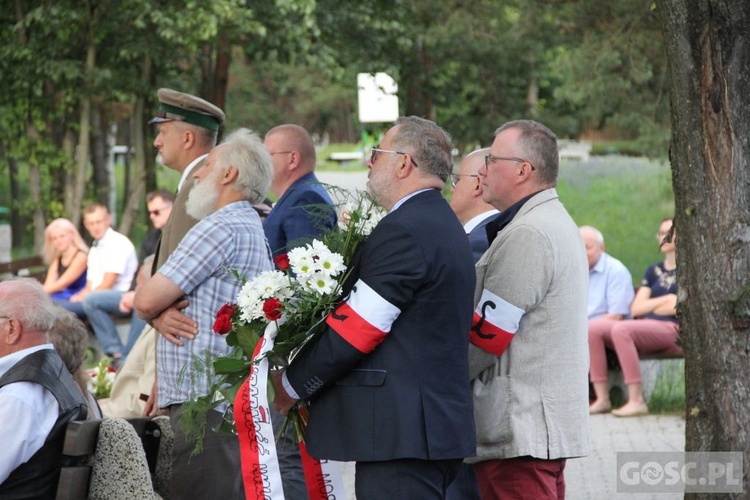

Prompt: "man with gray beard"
[134,128,274,499]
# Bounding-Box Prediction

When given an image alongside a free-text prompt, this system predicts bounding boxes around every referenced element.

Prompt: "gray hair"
[393,116,453,182]
[216,128,273,204]
[495,120,558,185]
[580,225,604,244]
[0,278,58,335]
[48,308,88,373]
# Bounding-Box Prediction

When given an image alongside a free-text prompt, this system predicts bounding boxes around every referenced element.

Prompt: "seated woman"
[588,217,680,417]
[43,218,88,307]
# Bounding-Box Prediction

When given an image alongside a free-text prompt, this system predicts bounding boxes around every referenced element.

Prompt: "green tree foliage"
[2,0,674,252]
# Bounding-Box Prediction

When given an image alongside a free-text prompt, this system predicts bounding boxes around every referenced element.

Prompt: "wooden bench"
[558,140,593,162]
[329,151,364,165]
[0,256,46,281]
[605,348,684,404]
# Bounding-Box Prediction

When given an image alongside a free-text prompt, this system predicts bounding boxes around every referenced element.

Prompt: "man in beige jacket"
[468,120,589,499]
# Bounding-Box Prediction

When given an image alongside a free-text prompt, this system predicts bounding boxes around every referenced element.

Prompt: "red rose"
[273,253,290,270]
[216,303,237,317]
[213,314,233,334]
[213,303,237,334]
[263,298,283,321]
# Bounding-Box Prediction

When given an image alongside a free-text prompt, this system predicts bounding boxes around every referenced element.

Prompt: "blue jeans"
[122,316,147,361]
[82,290,130,355]
[54,298,87,320]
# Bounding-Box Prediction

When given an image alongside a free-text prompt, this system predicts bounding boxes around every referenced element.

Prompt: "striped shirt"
[156,201,273,408]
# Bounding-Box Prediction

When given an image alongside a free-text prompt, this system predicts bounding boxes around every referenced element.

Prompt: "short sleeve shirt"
[156,201,273,407]
[88,228,139,290]
[641,261,678,322]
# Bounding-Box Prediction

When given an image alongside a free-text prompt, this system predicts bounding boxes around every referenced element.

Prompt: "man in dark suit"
[450,147,500,263]
[273,116,476,499]
[263,124,336,258]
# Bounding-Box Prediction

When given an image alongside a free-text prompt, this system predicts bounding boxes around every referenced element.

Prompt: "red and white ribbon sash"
[236,324,284,499]
[237,322,347,500]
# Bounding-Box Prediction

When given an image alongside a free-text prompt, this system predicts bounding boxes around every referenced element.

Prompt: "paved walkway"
[334,413,685,499]
[566,413,685,500]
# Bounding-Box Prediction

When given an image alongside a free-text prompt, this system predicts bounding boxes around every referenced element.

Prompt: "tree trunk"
[119,55,152,236]
[91,105,109,207]
[62,129,78,219]
[73,42,96,225]
[3,146,23,251]
[658,2,750,498]
[212,36,232,113]
[25,122,46,256]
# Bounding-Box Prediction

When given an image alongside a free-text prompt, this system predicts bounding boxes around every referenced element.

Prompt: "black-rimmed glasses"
[484,154,536,171]
[269,150,293,156]
[450,173,479,188]
[370,147,420,169]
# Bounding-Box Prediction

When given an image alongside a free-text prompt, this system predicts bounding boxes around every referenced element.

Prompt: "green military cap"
[149,88,226,132]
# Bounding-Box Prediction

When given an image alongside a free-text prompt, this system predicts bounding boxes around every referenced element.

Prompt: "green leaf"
[213,357,251,374]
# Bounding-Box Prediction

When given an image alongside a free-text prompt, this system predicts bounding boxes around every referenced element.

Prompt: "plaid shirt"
[156,201,273,408]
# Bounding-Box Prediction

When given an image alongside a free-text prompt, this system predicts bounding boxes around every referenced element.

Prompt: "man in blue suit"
[263,124,336,258]
[262,124,336,499]
[273,116,476,499]
[450,147,500,264]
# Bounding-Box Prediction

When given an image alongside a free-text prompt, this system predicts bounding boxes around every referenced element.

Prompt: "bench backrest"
[56,417,161,500]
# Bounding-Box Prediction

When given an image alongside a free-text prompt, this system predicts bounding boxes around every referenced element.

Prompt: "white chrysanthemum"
[300,272,338,295]
[254,270,289,297]
[359,204,385,235]
[337,202,358,230]
[237,270,292,321]
[288,246,315,276]
[317,251,345,277]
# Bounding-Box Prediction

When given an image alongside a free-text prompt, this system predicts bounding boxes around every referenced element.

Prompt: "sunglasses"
[148,206,170,217]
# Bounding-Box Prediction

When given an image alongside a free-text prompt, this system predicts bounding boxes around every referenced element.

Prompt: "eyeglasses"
[450,173,479,188]
[370,147,420,169]
[269,151,293,156]
[484,154,535,171]
[148,206,171,217]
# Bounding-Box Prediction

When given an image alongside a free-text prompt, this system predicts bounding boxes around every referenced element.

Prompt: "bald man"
[263,124,336,258]
[450,148,500,263]
[580,225,634,321]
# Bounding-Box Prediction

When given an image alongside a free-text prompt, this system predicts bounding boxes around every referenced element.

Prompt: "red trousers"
[474,456,566,499]
[589,318,681,384]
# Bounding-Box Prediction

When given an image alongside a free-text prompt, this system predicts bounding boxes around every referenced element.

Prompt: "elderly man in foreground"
[0,278,88,497]
[135,128,274,499]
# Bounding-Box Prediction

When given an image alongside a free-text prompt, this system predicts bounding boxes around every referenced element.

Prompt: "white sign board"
[357,73,399,123]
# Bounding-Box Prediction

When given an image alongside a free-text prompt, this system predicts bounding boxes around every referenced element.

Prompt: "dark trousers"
[474,456,567,499]
[169,404,245,499]
[445,462,481,500]
[270,404,309,499]
[355,458,462,500]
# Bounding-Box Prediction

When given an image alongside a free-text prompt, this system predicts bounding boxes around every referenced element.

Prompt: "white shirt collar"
[177,153,209,193]
[463,209,500,234]
[0,344,55,376]
[390,188,433,213]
